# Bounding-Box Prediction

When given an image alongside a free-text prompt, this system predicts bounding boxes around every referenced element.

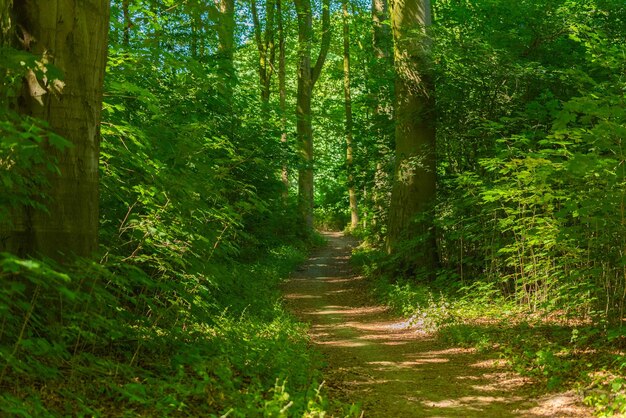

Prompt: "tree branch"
[311,0,331,86]
[250,0,264,53]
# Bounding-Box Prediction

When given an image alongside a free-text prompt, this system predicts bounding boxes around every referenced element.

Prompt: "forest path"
[282,232,592,417]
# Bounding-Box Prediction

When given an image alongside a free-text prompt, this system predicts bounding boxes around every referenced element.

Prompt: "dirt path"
[283,232,592,417]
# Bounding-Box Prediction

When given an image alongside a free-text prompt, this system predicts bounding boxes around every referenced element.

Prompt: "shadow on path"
[282,232,591,417]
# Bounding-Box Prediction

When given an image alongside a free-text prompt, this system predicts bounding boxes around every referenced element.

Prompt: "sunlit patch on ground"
[423,394,522,409]
[283,293,322,299]
[469,358,506,368]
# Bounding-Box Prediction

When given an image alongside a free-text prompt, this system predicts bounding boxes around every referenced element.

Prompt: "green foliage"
[3,0,625,414]
[0,0,345,414]
[361,257,626,415]
[0,111,70,223]
[430,0,626,321]
[0,46,71,227]
[0,243,335,416]
[586,377,626,418]
[357,0,626,327]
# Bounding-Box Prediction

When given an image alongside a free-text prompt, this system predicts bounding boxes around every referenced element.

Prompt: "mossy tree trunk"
[367,0,392,233]
[386,0,437,272]
[251,0,276,105]
[0,0,110,259]
[277,0,289,195]
[294,0,331,230]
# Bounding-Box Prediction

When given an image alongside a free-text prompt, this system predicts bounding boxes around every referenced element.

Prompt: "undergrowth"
[0,242,352,417]
[352,246,626,417]
[0,33,360,415]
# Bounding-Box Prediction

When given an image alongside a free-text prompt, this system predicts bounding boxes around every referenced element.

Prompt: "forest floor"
[282,232,594,417]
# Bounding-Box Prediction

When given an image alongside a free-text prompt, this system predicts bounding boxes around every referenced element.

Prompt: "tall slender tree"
[277,0,289,194]
[386,0,436,270]
[0,0,110,259]
[251,0,276,104]
[342,0,359,229]
[294,0,331,229]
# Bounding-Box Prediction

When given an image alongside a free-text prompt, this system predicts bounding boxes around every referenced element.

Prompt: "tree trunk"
[372,0,391,60]
[0,0,11,45]
[191,11,198,58]
[367,0,392,235]
[0,0,110,259]
[296,67,314,228]
[216,0,235,102]
[386,0,436,271]
[277,0,289,195]
[122,0,132,46]
[250,0,276,104]
[294,0,330,230]
[343,0,359,229]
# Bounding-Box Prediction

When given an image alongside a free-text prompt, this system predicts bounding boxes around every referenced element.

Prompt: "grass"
[0,239,358,417]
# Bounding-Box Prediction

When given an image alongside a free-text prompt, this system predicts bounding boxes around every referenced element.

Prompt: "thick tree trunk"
[386,0,436,271]
[367,0,392,234]
[0,0,110,259]
[294,0,330,230]
[343,0,359,229]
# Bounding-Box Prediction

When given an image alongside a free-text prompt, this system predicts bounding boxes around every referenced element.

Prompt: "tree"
[0,0,110,259]
[342,0,359,229]
[217,0,236,102]
[386,0,436,270]
[251,0,277,104]
[0,0,11,45]
[294,0,331,229]
[122,0,132,46]
[277,0,289,194]
[362,0,392,235]
[372,0,391,60]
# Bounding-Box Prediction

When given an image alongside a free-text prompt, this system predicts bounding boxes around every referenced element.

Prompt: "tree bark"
[386,0,436,271]
[294,0,331,230]
[367,0,392,234]
[191,9,198,58]
[122,0,132,46]
[0,0,11,45]
[277,0,289,194]
[343,0,359,229]
[216,0,235,102]
[372,0,391,60]
[0,0,110,259]
[251,0,276,104]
